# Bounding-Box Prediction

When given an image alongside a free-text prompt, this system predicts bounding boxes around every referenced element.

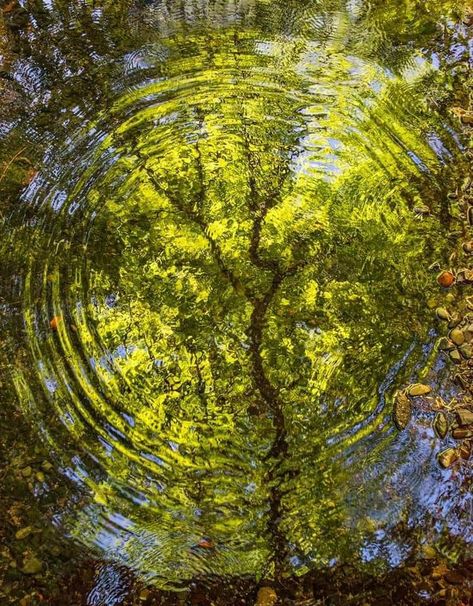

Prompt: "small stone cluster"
[393,384,473,468]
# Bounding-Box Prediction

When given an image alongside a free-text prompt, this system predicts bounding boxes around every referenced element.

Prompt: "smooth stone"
[450,328,465,346]
[435,307,450,321]
[407,383,431,396]
[15,527,33,541]
[458,442,472,460]
[21,556,42,575]
[438,448,459,468]
[452,428,473,440]
[463,240,473,254]
[437,270,455,288]
[256,587,278,606]
[459,344,473,359]
[445,571,465,585]
[421,545,437,559]
[455,408,473,426]
[449,349,462,363]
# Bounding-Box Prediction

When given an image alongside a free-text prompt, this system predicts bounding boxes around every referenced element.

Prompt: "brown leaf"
[393,391,412,430]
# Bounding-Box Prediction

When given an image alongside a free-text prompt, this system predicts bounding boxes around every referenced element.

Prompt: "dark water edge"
[1,0,473,604]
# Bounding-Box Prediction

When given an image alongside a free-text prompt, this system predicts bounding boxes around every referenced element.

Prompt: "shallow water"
[0,0,472,602]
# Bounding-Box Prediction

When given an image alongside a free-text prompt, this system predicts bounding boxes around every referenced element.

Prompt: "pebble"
[463,240,473,254]
[438,448,459,468]
[455,408,473,426]
[449,328,465,346]
[421,545,437,559]
[255,587,278,606]
[449,349,462,363]
[437,271,455,288]
[35,471,45,483]
[452,428,473,439]
[463,327,473,343]
[15,527,33,541]
[436,307,450,321]
[458,442,472,460]
[445,571,464,585]
[459,344,473,359]
[461,112,473,125]
[21,556,42,575]
[406,383,431,396]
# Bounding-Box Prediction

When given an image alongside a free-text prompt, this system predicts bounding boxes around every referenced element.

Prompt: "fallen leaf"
[393,391,412,430]
[50,316,61,331]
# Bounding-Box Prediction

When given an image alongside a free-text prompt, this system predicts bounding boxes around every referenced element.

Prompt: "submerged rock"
[452,428,473,440]
[15,527,33,541]
[449,349,462,363]
[256,587,277,606]
[462,240,473,254]
[449,328,465,346]
[435,307,450,321]
[437,271,455,288]
[21,556,42,575]
[406,383,431,396]
[458,441,472,460]
[459,343,473,359]
[455,408,473,426]
[438,448,459,469]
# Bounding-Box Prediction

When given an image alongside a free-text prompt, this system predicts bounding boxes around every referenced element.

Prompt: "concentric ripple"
[4,10,471,585]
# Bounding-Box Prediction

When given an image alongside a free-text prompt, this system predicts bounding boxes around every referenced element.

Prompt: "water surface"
[0,0,472,602]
